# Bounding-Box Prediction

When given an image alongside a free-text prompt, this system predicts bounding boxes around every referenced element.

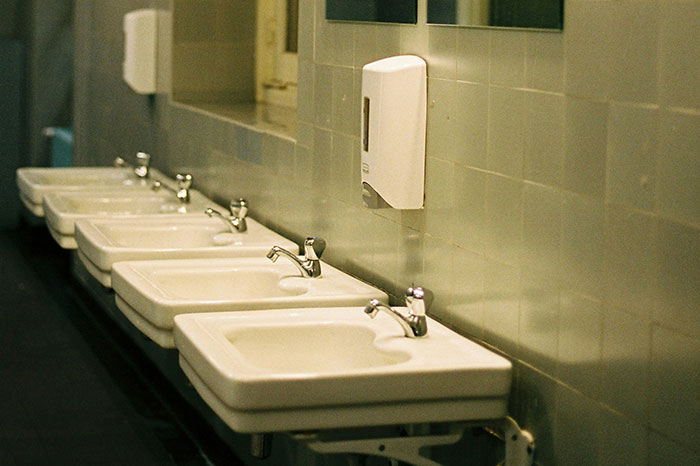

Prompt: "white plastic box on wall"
[360,55,427,210]
[123,9,158,94]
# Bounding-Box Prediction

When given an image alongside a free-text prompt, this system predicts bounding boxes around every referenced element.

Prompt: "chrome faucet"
[151,173,193,203]
[364,286,432,338]
[133,152,151,178]
[113,151,151,179]
[205,198,248,233]
[266,237,326,278]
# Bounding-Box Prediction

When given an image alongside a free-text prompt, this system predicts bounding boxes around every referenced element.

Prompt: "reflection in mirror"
[326,0,417,24]
[428,0,563,30]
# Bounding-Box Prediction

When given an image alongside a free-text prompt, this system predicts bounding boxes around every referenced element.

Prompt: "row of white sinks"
[15,165,512,436]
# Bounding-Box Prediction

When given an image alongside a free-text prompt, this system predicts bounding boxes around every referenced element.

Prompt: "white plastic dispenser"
[123,9,158,94]
[361,55,426,210]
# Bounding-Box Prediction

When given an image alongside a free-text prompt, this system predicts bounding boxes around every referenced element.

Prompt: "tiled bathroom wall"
[73,0,700,464]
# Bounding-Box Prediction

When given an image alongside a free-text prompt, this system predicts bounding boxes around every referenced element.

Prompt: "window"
[256,0,299,108]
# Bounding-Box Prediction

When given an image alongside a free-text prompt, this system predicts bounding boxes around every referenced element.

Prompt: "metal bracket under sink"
[292,416,534,466]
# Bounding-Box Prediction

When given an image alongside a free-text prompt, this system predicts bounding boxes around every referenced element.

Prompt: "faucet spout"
[266,237,325,278]
[205,199,248,233]
[113,152,151,179]
[151,173,192,204]
[134,152,151,179]
[363,287,430,338]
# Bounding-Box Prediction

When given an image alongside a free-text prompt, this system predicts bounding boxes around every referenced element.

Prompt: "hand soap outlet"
[360,55,427,210]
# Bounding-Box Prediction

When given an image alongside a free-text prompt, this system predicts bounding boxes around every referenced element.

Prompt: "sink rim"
[173,307,513,412]
[75,215,299,272]
[16,166,167,205]
[111,257,388,346]
[43,188,219,236]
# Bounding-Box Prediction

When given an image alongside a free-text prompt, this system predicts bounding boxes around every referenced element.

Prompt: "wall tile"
[608,0,658,104]
[423,236,455,318]
[564,1,615,100]
[311,127,332,196]
[297,0,315,61]
[483,260,520,356]
[426,77,456,160]
[558,291,602,397]
[489,30,525,88]
[604,208,658,320]
[484,174,522,266]
[396,225,424,298]
[399,22,429,57]
[315,13,354,66]
[513,364,557,466]
[353,24,377,68]
[649,325,700,448]
[452,165,486,254]
[561,192,604,299]
[456,28,489,84]
[656,110,700,227]
[427,26,456,79]
[606,103,657,211]
[519,270,560,375]
[296,59,315,124]
[521,182,561,277]
[655,219,700,337]
[597,406,648,466]
[649,432,700,466]
[374,24,401,61]
[313,64,333,128]
[525,31,564,93]
[600,305,650,423]
[554,384,601,466]
[424,157,455,242]
[331,65,356,136]
[453,81,488,169]
[487,87,525,178]
[523,91,565,187]
[329,132,357,205]
[658,2,700,109]
[563,97,608,199]
[365,213,400,294]
[447,245,485,339]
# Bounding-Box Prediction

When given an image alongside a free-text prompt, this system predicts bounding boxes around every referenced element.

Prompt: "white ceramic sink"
[111,257,387,348]
[75,215,298,288]
[43,189,219,249]
[16,167,166,216]
[174,308,512,433]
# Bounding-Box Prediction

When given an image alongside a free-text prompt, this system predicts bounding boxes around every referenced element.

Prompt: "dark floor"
[0,225,239,466]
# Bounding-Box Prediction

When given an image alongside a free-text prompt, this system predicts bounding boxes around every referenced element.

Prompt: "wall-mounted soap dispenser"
[123,9,158,94]
[361,55,427,210]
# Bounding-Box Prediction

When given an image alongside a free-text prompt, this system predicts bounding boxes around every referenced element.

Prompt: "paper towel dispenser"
[123,9,158,94]
[360,55,426,210]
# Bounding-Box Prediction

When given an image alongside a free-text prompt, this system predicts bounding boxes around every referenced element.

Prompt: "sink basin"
[43,189,220,249]
[174,308,512,433]
[16,166,166,216]
[112,257,387,348]
[74,215,297,287]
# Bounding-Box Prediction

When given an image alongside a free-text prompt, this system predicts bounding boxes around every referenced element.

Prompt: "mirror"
[428,0,563,29]
[326,0,417,24]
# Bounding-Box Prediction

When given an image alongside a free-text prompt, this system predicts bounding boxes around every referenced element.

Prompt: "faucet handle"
[134,152,151,178]
[136,151,150,165]
[229,198,248,219]
[303,237,326,260]
[405,286,432,316]
[113,156,127,167]
[176,173,193,190]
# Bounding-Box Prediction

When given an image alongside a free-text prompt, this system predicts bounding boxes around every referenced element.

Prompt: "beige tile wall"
[73,0,700,464]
